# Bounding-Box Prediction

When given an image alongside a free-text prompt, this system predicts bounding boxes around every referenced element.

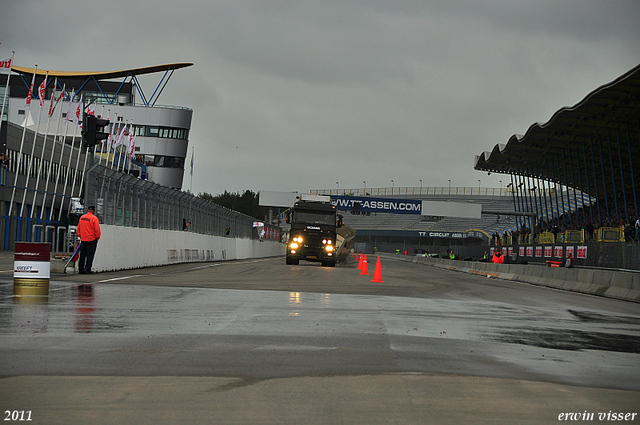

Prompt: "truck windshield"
[293,211,335,226]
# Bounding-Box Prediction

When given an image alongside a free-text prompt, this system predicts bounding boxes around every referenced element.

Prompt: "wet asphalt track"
[0,254,639,424]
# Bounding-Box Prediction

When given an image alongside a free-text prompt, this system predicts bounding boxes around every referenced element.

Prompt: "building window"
[145,155,185,169]
[137,125,188,140]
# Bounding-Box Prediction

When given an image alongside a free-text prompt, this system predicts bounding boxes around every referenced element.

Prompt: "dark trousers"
[79,240,98,273]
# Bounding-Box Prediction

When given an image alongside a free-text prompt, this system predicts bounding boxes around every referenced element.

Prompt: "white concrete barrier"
[88,224,285,272]
[384,254,639,303]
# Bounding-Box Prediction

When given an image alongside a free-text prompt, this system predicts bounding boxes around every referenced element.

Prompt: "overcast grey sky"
[2,1,639,196]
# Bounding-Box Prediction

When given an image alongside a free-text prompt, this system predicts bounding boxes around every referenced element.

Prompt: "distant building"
[1,63,193,189]
[0,63,193,249]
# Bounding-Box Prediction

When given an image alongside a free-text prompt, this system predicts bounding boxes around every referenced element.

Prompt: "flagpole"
[8,65,37,221]
[0,51,15,154]
[106,116,117,170]
[101,109,111,167]
[52,87,76,221]
[59,94,83,222]
[20,71,48,220]
[40,81,67,222]
[94,105,105,165]
[190,146,193,193]
[31,77,59,219]
[126,123,135,174]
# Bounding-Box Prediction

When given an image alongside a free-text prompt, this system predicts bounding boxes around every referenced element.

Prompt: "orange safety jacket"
[77,211,101,242]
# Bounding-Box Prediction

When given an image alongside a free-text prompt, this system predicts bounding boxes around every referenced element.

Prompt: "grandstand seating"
[340,191,591,237]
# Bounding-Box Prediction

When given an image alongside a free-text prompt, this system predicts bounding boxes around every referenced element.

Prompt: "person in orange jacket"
[77,206,101,274]
[492,251,505,264]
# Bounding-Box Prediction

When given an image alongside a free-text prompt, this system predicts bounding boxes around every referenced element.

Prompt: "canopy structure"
[11,63,194,107]
[11,63,193,79]
[475,63,640,225]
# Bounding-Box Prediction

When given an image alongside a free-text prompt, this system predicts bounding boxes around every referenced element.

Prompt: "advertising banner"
[14,242,51,297]
[332,195,422,215]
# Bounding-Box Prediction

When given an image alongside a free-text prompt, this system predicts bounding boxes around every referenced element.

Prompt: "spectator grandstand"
[312,63,640,270]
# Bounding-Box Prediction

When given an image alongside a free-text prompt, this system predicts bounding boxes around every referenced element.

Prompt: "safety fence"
[503,227,627,246]
[314,186,511,197]
[597,227,625,243]
[0,162,280,253]
[83,163,269,240]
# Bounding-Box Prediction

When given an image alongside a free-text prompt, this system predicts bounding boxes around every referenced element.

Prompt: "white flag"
[106,118,115,146]
[111,122,120,147]
[48,80,64,117]
[127,128,136,157]
[114,123,127,148]
[0,57,12,75]
[65,91,76,123]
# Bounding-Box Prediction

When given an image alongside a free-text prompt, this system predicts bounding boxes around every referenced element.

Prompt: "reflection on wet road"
[1,277,639,391]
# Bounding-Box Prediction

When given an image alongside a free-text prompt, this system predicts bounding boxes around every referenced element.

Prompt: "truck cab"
[285,195,342,267]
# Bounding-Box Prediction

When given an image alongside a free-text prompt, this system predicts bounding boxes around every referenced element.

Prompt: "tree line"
[198,190,270,221]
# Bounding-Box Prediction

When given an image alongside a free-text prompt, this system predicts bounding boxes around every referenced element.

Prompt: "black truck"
[285,195,342,267]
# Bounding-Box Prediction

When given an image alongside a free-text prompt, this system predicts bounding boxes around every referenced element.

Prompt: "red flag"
[73,95,82,127]
[49,87,64,117]
[48,80,64,117]
[48,84,56,116]
[25,71,36,105]
[38,75,47,107]
[128,128,136,157]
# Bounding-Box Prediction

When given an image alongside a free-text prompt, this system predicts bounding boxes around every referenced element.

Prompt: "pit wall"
[73,224,285,273]
[387,254,640,303]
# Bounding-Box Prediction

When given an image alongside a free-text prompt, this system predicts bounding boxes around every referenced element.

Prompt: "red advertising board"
[15,242,50,262]
[577,246,587,259]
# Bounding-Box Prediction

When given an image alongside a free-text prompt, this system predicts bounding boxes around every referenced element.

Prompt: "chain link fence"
[83,163,260,239]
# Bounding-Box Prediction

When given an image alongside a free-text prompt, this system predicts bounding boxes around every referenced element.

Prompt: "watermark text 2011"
[4,411,32,421]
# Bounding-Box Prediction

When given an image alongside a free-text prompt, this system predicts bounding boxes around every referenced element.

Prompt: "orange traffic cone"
[370,256,384,283]
[359,254,369,275]
[357,254,363,270]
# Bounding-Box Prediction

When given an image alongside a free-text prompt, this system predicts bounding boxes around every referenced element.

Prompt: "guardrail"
[313,186,510,197]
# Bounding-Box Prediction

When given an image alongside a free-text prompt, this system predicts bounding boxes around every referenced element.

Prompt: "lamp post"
[363,180,366,195]
[420,179,422,193]
[448,179,451,192]
[336,181,339,194]
[391,180,394,194]
[478,180,481,195]
[499,180,502,197]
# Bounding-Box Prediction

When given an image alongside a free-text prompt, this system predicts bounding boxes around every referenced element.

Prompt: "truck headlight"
[290,242,299,249]
[325,245,334,252]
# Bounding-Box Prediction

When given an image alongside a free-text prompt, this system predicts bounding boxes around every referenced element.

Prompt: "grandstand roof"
[474,63,640,194]
[11,63,193,80]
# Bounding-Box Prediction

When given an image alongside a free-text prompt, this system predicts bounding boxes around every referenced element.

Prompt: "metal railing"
[84,163,261,239]
[597,227,625,243]
[313,186,511,197]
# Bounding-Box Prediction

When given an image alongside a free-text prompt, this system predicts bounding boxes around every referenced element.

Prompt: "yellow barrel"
[14,242,51,297]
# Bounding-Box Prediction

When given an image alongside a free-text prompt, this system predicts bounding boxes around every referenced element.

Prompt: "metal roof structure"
[10,63,194,107]
[11,63,193,79]
[474,63,640,223]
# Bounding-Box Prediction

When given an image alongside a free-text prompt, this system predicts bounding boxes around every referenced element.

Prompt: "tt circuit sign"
[332,196,422,215]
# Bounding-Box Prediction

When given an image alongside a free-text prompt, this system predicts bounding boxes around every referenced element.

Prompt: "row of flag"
[1,52,146,224]
[12,58,137,160]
